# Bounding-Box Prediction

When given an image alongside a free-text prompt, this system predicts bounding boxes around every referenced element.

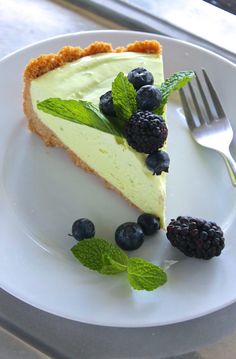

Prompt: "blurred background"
[1,0,235,61]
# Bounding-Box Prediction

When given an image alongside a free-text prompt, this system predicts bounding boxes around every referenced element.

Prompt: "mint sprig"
[112,72,137,125]
[155,70,195,115]
[71,238,167,291]
[37,98,122,137]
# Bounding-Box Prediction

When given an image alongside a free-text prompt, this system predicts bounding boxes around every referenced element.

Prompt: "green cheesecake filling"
[30,52,166,226]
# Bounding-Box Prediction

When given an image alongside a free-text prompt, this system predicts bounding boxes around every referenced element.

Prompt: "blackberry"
[128,67,154,90]
[99,90,115,117]
[166,216,225,259]
[136,85,162,111]
[124,111,168,154]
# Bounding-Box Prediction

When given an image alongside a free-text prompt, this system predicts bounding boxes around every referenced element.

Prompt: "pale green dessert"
[24,41,166,227]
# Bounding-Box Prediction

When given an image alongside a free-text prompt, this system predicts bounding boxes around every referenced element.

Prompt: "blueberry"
[115,222,144,251]
[146,150,170,175]
[99,90,115,117]
[128,68,154,90]
[72,218,95,241]
[136,85,162,111]
[137,213,160,235]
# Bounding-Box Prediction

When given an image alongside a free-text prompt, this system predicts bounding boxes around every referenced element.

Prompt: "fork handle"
[221,150,236,187]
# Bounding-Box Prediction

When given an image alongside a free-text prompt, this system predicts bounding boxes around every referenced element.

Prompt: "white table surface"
[1,1,236,358]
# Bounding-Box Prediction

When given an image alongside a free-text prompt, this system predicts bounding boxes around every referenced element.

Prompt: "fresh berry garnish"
[115,222,144,251]
[167,216,225,259]
[128,67,154,90]
[146,151,170,175]
[72,218,95,241]
[137,213,160,235]
[99,90,115,117]
[136,85,162,111]
[124,111,168,154]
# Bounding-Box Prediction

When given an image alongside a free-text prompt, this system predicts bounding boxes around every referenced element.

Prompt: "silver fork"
[179,69,236,186]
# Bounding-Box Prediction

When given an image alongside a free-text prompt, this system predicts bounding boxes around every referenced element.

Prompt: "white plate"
[1,30,236,328]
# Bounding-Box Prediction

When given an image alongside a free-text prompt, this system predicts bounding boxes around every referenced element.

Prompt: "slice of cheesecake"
[23,40,167,227]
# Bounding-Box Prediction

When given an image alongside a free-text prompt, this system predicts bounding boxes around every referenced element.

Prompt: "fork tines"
[179,69,226,128]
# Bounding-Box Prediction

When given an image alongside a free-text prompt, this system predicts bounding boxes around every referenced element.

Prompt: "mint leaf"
[127,257,167,291]
[112,72,137,124]
[155,70,195,115]
[37,98,121,137]
[71,238,128,275]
